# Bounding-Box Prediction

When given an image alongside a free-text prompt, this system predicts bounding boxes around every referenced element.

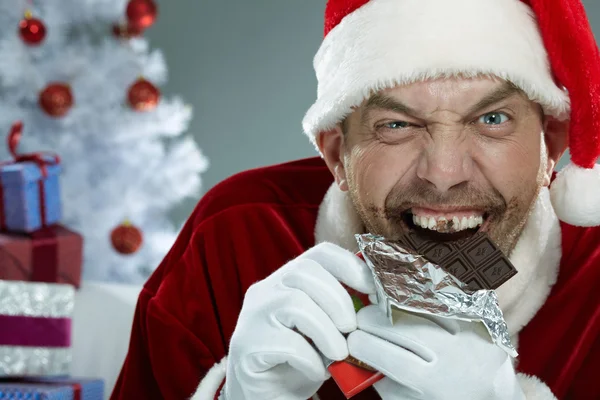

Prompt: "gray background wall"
[146,0,600,225]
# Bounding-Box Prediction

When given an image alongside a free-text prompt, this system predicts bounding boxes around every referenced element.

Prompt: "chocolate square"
[444,257,471,280]
[422,242,454,265]
[464,236,496,265]
[481,258,518,288]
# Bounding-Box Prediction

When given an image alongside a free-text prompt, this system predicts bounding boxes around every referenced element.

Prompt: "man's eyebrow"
[464,82,522,116]
[360,93,417,125]
[359,81,522,126]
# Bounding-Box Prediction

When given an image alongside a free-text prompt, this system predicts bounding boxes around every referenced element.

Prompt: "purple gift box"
[0,378,104,400]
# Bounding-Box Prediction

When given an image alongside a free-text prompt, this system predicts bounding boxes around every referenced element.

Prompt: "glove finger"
[373,377,422,400]
[282,259,357,333]
[347,330,426,396]
[246,330,330,382]
[301,242,376,295]
[275,292,348,361]
[368,293,378,305]
[357,305,455,362]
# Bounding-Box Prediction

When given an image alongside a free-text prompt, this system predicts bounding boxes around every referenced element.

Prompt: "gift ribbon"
[0,121,61,231]
[73,383,82,400]
[0,315,71,347]
[30,227,60,283]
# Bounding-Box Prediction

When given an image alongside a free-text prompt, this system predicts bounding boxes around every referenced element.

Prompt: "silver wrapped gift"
[0,280,74,377]
[356,234,517,357]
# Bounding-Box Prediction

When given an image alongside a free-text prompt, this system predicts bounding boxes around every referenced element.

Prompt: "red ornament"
[111,221,143,255]
[127,78,160,111]
[39,83,73,117]
[112,23,143,39]
[19,11,46,45]
[126,0,157,30]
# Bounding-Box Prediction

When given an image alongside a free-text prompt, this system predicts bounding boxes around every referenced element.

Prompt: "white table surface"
[70,281,142,399]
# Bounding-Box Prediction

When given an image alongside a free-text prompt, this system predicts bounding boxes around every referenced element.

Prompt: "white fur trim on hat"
[190,357,227,400]
[550,162,600,226]
[302,0,570,143]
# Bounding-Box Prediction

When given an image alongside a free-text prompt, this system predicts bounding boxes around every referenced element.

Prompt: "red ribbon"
[0,121,61,231]
[72,383,82,400]
[30,227,60,283]
[6,121,61,175]
[0,185,5,231]
[0,315,71,347]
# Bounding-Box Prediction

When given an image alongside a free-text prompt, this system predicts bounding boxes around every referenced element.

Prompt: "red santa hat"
[302,0,600,227]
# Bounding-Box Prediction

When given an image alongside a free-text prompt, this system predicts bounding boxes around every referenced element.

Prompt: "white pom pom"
[550,163,600,227]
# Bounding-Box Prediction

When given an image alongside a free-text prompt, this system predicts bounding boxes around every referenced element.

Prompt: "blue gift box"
[0,378,103,400]
[0,161,62,233]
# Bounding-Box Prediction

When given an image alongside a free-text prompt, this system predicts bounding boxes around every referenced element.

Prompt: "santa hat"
[302,0,600,227]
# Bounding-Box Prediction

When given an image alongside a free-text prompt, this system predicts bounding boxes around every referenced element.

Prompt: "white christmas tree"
[0,0,208,283]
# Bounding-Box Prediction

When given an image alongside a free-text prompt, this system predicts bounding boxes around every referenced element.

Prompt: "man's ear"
[316,126,349,191]
[542,116,569,187]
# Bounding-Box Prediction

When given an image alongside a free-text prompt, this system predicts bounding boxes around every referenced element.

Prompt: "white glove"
[347,306,525,400]
[222,243,376,400]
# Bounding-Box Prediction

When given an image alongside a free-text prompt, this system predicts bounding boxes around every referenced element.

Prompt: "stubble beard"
[346,166,545,258]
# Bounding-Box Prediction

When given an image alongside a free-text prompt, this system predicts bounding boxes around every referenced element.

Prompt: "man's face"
[320,77,562,256]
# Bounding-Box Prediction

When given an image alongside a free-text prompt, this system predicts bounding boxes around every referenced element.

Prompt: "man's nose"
[415,134,474,193]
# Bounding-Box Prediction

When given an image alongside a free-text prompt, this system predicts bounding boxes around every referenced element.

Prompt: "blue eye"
[385,121,413,129]
[478,112,509,125]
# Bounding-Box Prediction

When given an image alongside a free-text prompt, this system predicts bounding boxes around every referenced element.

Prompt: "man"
[112,0,600,399]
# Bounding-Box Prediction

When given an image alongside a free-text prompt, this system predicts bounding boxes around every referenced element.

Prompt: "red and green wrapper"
[326,253,384,399]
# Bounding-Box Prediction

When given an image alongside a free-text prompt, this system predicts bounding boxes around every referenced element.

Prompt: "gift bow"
[5,121,61,176]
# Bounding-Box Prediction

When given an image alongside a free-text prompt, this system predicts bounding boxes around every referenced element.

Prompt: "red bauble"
[39,83,73,117]
[19,12,46,45]
[111,221,143,255]
[126,0,157,30]
[127,78,160,111]
[112,23,143,39]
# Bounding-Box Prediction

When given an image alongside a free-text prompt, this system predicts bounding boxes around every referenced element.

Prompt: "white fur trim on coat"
[191,357,227,400]
[517,373,558,400]
[302,0,570,144]
[314,184,561,336]
[550,162,600,226]
[314,183,365,254]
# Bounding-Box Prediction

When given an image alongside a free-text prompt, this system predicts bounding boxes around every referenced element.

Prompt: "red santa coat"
[111,157,600,400]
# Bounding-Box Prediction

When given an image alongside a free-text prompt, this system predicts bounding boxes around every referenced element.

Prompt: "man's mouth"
[401,206,491,241]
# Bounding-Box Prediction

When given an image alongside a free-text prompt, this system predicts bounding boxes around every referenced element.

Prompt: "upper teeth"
[412,214,483,232]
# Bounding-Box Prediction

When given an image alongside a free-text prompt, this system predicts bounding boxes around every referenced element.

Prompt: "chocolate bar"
[398,231,517,290]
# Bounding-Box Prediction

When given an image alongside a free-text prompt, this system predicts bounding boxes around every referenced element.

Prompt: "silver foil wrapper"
[0,280,74,377]
[356,234,517,357]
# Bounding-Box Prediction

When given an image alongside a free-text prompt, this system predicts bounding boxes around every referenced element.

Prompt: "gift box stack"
[0,122,104,398]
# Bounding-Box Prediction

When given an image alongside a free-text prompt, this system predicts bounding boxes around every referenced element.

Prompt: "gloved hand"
[222,243,376,400]
[348,305,525,400]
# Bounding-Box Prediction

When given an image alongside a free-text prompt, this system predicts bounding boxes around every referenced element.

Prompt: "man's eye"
[478,112,509,125]
[384,121,413,129]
